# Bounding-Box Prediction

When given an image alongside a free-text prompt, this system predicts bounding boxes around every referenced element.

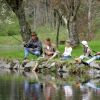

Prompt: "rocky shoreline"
[0,58,100,75]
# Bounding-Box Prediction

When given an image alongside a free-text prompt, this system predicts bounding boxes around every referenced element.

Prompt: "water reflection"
[0,69,100,100]
[24,81,43,100]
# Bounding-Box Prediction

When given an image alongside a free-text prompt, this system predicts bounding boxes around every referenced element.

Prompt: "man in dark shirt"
[24,32,42,59]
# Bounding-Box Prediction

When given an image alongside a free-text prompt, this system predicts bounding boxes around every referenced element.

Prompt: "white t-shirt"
[63,47,72,56]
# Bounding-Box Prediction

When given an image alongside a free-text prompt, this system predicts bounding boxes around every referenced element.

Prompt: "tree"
[4,0,31,42]
[87,0,93,40]
[51,0,81,46]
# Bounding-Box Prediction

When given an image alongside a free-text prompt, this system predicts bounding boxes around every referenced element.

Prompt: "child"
[43,38,59,60]
[61,41,72,60]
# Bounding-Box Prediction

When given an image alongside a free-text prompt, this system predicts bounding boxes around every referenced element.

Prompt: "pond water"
[0,69,100,100]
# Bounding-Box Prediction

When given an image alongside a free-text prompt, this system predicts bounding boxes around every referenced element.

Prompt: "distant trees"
[1,0,100,45]
[87,0,93,40]
[51,0,81,46]
[5,0,31,42]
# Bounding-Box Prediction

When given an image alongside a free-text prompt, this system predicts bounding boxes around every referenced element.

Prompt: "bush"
[0,18,20,36]
[7,29,18,36]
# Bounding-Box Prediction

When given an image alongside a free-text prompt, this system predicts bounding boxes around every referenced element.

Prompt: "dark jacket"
[25,38,43,53]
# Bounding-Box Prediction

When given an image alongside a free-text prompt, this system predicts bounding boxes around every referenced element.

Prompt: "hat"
[81,40,88,47]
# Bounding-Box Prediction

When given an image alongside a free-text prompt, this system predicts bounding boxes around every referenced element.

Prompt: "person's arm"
[96,52,100,55]
[45,50,54,55]
[44,46,54,56]
[85,48,92,56]
[34,41,42,51]
[24,39,32,48]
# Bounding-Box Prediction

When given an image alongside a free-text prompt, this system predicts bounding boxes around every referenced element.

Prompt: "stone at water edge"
[22,59,30,67]
[0,60,11,69]
[12,60,20,69]
[48,62,56,68]
[89,69,100,75]
[0,68,11,75]
[4,63,11,69]
[89,62,100,69]
[25,61,36,68]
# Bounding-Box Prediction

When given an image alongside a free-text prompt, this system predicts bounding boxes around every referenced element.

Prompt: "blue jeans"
[61,56,71,60]
[24,47,41,58]
[86,55,100,64]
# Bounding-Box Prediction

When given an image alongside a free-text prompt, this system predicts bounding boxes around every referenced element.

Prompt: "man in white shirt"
[61,41,73,60]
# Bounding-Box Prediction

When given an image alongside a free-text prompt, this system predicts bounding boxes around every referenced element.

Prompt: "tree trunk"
[88,0,93,40]
[15,4,31,42]
[68,17,79,47]
[62,16,79,47]
[5,0,31,42]
[56,16,61,48]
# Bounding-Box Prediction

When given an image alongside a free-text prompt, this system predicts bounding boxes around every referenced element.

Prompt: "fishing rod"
[92,50,97,53]
[11,35,29,47]
[11,35,22,43]
[8,34,29,47]
[7,32,22,43]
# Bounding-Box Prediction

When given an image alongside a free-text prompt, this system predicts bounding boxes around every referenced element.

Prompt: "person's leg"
[96,55,100,60]
[35,51,41,56]
[86,56,97,64]
[31,50,41,56]
[61,56,71,60]
[24,48,30,58]
[79,55,86,60]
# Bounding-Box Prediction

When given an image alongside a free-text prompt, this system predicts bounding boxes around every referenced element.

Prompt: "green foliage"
[0,19,20,36]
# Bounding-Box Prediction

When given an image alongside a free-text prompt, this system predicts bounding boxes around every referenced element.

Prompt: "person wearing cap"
[61,41,72,60]
[79,40,92,59]
[24,32,43,59]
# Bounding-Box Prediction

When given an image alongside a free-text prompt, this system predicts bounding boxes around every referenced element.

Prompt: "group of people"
[24,32,100,66]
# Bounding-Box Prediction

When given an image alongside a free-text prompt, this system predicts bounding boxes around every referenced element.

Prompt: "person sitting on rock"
[61,41,73,60]
[43,38,59,60]
[79,40,92,60]
[75,52,100,66]
[24,32,43,59]
[83,52,100,65]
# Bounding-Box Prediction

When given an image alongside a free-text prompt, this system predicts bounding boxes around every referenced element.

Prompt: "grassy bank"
[0,34,100,60]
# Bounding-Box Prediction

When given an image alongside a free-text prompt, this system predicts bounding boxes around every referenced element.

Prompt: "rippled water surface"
[0,69,100,100]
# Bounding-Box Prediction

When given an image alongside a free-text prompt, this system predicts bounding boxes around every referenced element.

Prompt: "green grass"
[0,38,100,60]
[0,48,39,60]
[0,35,22,45]
[0,28,100,60]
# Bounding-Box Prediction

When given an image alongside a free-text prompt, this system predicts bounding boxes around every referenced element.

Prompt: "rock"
[4,63,11,69]
[90,62,100,69]
[89,69,100,75]
[22,59,30,67]
[0,68,11,75]
[25,61,35,68]
[11,60,20,69]
[48,62,56,68]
